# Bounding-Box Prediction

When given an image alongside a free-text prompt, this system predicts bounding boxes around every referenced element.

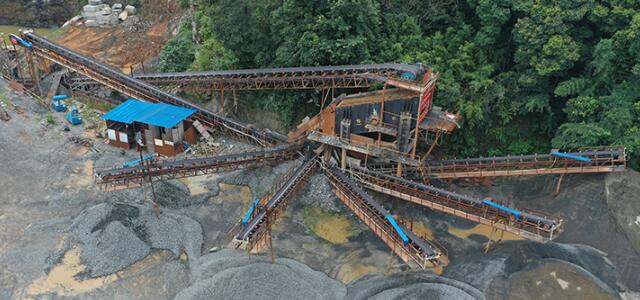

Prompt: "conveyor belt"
[367,147,626,178]
[69,63,425,91]
[95,145,300,191]
[324,165,445,269]
[20,32,286,146]
[235,157,317,250]
[348,167,563,242]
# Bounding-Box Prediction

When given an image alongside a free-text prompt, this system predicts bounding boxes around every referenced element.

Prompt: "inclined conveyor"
[236,158,316,243]
[95,145,300,190]
[324,165,443,265]
[349,167,563,242]
[20,32,287,146]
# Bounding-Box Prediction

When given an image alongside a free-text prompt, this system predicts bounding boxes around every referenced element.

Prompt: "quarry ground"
[1,78,640,300]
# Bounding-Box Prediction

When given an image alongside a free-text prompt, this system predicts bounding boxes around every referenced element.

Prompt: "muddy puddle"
[303,206,354,245]
[448,223,523,242]
[178,174,219,196]
[215,183,253,205]
[26,247,118,297]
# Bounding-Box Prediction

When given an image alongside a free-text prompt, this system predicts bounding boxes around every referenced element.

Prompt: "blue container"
[53,95,68,101]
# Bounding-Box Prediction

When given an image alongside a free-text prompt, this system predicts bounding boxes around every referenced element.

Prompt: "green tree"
[158,25,196,72]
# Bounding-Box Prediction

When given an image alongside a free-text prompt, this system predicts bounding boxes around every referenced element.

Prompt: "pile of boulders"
[82,0,136,27]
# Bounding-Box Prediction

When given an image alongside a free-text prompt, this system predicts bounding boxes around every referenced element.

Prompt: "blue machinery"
[482,199,522,221]
[550,151,592,163]
[52,95,68,112]
[66,105,82,125]
[9,34,32,49]
[385,213,410,245]
[242,199,261,225]
[122,153,158,168]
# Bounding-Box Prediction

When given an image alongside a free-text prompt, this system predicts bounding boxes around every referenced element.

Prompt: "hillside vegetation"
[164,1,638,167]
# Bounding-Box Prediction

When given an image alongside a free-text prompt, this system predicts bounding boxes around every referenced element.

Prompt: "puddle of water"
[303,207,354,245]
[178,175,217,196]
[336,263,379,284]
[216,183,253,204]
[448,223,523,241]
[26,247,117,297]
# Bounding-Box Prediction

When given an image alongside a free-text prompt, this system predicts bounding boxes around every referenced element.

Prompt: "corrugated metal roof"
[101,99,196,128]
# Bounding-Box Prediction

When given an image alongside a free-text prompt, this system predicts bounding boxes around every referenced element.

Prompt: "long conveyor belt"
[68,63,425,91]
[367,147,626,179]
[348,167,563,242]
[20,32,286,146]
[324,165,446,269]
[95,145,301,191]
[234,157,317,251]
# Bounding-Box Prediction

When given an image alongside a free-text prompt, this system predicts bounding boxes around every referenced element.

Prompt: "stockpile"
[82,0,136,27]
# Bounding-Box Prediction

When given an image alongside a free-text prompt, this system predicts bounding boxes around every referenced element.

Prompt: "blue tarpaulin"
[101,99,196,128]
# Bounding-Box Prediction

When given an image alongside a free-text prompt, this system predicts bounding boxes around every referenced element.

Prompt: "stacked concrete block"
[82,0,132,27]
[113,3,123,14]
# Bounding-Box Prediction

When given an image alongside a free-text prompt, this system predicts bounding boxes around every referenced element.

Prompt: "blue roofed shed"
[101,99,196,128]
[101,99,199,156]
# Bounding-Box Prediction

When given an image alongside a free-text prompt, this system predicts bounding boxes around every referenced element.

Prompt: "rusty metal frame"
[95,146,301,191]
[348,168,563,242]
[235,158,317,252]
[323,165,445,269]
[22,33,286,147]
[367,147,626,179]
[88,63,423,91]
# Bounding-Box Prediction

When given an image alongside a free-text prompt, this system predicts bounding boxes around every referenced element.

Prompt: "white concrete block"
[85,20,98,27]
[125,5,136,15]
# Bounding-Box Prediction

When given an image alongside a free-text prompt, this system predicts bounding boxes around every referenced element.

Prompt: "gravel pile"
[348,273,483,300]
[298,173,343,213]
[69,202,202,277]
[176,249,347,300]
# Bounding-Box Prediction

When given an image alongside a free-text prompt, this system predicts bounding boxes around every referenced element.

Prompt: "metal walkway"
[348,167,563,242]
[69,63,426,91]
[232,157,317,252]
[367,147,626,178]
[324,165,447,269]
[20,33,286,146]
[95,145,300,191]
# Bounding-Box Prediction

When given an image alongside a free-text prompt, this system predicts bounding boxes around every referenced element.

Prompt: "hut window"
[107,129,116,141]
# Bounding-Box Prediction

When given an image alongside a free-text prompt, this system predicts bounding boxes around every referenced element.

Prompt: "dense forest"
[0,0,79,27]
[0,0,146,27]
[159,0,640,166]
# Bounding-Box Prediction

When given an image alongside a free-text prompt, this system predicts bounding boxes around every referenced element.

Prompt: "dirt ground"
[1,78,640,299]
[55,19,172,73]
